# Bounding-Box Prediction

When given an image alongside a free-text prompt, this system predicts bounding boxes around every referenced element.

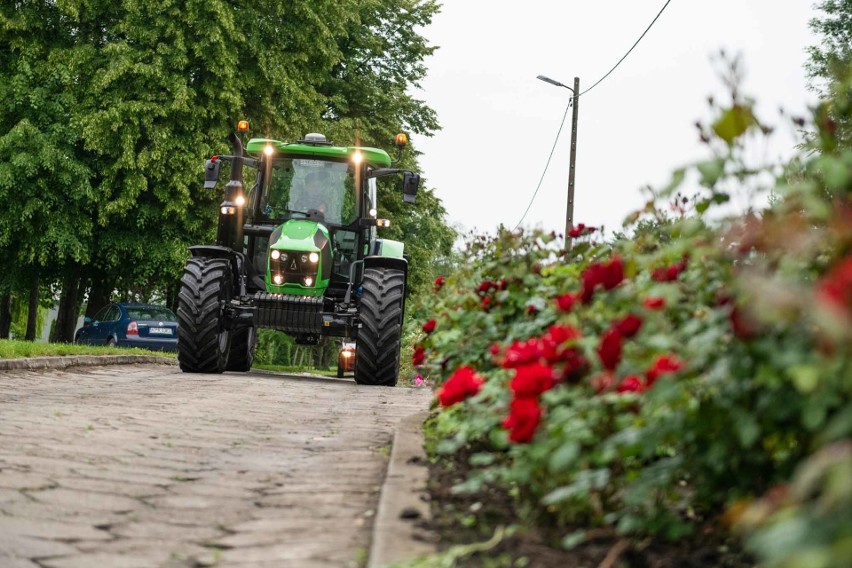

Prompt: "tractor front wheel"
[355,267,404,386]
[177,257,233,373]
[226,326,256,372]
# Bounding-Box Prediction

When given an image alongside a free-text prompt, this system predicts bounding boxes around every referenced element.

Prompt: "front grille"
[270,250,318,285]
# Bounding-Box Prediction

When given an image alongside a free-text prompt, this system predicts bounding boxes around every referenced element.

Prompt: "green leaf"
[712,104,757,144]
[469,452,496,467]
[548,442,580,474]
[560,530,586,550]
[788,365,820,394]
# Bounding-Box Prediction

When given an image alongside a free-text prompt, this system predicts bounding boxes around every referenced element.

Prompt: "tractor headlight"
[304,276,313,286]
[308,252,319,263]
[273,274,284,285]
[271,250,281,260]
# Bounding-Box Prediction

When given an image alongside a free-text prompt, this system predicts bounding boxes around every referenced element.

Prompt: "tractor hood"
[266,219,333,296]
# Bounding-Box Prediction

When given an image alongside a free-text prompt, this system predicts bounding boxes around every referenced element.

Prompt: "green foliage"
[412,70,852,564]
[0,0,452,331]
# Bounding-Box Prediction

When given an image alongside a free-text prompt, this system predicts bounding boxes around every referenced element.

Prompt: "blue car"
[75,303,179,352]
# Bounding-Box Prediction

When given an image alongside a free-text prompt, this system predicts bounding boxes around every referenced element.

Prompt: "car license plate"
[149,327,171,335]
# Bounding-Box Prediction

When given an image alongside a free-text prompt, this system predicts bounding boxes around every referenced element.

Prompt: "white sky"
[414,0,822,237]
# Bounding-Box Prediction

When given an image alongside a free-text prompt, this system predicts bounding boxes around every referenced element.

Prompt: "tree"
[807,0,852,146]
[0,0,453,342]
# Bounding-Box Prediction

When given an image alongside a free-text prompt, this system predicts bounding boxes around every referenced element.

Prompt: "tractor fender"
[364,255,407,275]
[188,245,246,287]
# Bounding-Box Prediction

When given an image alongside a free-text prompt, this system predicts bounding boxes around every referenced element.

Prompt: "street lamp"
[537,74,580,237]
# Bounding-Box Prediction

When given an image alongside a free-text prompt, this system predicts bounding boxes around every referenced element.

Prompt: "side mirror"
[84,316,92,325]
[204,157,222,189]
[402,172,420,204]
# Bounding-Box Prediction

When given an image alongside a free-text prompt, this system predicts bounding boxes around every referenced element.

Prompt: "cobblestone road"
[0,364,432,568]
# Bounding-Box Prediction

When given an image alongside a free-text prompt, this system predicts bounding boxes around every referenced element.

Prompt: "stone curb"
[369,410,437,568]
[0,355,177,372]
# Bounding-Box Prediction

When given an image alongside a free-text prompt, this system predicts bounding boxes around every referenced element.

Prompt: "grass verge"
[0,339,176,360]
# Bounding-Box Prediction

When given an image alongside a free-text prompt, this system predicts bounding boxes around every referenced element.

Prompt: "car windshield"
[126,307,177,322]
[260,158,357,225]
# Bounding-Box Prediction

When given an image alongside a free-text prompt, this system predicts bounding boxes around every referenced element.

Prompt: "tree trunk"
[0,293,11,339]
[53,268,83,343]
[85,278,112,319]
[25,277,39,341]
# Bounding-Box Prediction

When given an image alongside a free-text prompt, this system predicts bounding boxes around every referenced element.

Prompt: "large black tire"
[177,257,233,373]
[354,268,404,386]
[226,326,256,372]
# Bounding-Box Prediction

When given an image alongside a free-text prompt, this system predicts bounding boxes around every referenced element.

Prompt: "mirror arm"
[367,168,403,179]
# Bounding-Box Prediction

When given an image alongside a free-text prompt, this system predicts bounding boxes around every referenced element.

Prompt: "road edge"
[368,410,437,567]
[0,355,177,371]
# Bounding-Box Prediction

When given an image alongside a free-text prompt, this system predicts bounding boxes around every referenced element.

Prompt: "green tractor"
[177,124,420,386]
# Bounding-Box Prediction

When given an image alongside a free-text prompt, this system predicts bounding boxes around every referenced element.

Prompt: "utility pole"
[537,74,580,238]
[565,77,579,236]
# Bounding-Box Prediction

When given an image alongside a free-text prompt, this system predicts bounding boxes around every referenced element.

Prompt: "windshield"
[259,158,357,225]
[126,307,177,322]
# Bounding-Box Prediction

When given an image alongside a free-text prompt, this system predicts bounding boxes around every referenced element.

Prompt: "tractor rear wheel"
[177,257,233,373]
[226,326,256,372]
[355,268,404,386]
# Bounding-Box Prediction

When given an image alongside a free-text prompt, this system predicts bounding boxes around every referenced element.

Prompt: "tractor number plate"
[149,328,172,335]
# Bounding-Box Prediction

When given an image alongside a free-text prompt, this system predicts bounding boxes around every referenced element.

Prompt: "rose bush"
[411,71,851,563]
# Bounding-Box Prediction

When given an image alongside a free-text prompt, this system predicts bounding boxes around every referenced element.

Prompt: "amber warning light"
[394,133,408,147]
[237,120,250,132]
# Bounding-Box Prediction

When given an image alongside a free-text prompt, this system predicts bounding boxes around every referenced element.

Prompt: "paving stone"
[27,488,141,513]
[0,364,431,566]
[0,517,111,541]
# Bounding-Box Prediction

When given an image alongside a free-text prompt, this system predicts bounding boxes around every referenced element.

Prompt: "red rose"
[412,345,426,366]
[437,366,485,407]
[433,276,446,290]
[581,263,606,303]
[502,338,543,369]
[482,297,491,311]
[729,306,759,340]
[422,319,437,334]
[555,292,578,312]
[601,256,625,290]
[614,314,643,339]
[581,256,624,303]
[541,324,581,364]
[502,396,542,443]
[645,354,683,386]
[616,375,646,394]
[510,363,555,397]
[651,258,688,282]
[817,256,852,316]
[558,350,590,384]
[489,343,501,356]
[477,281,497,294]
[597,328,623,371]
[526,304,538,315]
[498,278,509,291]
[643,297,666,310]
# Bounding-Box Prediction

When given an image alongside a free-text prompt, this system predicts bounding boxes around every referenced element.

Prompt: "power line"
[513,99,572,231]
[512,0,674,230]
[581,0,673,96]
